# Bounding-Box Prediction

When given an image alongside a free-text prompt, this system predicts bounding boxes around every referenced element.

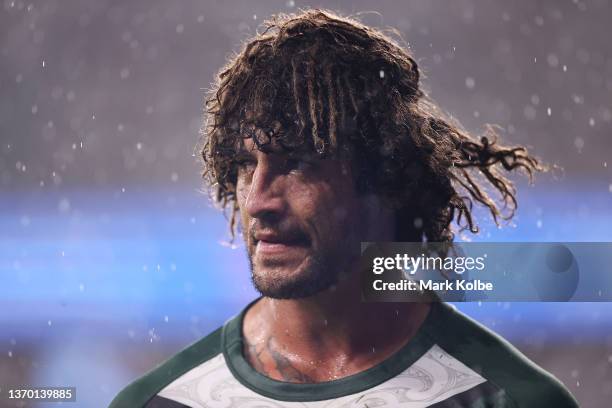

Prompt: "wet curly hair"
[200,9,545,243]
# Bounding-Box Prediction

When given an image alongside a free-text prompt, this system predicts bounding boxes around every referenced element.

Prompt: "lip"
[256,240,297,253]
[255,238,309,256]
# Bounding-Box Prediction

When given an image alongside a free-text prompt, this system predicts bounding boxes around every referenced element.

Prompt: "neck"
[242,273,431,382]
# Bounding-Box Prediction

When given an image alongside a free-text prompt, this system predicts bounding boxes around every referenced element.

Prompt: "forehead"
[236,131,315,158]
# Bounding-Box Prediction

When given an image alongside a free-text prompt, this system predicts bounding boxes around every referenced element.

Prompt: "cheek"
[286,178,356,237]
[286,182,318,215]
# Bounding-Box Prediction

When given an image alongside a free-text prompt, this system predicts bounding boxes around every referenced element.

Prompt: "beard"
[247,242,345,299]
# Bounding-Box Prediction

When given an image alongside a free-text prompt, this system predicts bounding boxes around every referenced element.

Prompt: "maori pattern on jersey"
[157,345,486,407]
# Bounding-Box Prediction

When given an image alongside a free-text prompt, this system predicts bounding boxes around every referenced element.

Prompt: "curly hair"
[200,9,545,243]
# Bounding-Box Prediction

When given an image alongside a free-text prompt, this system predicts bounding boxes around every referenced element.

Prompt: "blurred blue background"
[1,0,612,407]
[2,185,611,407]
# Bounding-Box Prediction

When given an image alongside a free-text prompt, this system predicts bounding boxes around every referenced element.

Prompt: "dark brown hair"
[200,9,544,242]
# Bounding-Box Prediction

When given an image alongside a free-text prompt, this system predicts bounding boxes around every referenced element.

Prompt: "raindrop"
[148,328,157,342]
[58,198,71,213]
[465,77,475,89]
[20,216,30,227]
[51,86,64,100]
[572,94,584,104]
[413,217,423,229]
[523,105,537,120]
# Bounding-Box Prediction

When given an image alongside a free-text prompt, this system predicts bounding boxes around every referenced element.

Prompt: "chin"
[250,258,336,299]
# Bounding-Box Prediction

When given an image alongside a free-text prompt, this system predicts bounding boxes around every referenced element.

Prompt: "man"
[110,9,578,407]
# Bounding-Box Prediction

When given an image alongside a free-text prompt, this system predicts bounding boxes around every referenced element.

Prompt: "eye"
[285,157,312,173]
[285,157,300,170]
[235,157,257,175]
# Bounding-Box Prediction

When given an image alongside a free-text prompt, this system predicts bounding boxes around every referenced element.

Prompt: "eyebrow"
[233,139,322,162]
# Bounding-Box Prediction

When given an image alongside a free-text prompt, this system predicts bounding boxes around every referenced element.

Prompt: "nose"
[244,159,286,222]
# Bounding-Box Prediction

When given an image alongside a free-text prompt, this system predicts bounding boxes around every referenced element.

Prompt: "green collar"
[222,298,444,402]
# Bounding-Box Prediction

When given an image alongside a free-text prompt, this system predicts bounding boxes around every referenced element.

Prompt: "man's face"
[235,137,388,299]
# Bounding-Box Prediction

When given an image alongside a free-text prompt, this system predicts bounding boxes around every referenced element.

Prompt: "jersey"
[108,300,578,407]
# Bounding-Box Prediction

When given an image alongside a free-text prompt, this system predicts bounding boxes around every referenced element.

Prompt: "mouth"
[257,241,300,253]
[253,232,310,256]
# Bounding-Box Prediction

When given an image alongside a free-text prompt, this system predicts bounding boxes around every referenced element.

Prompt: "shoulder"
[426,303,579,408]
[108,326,223,408]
